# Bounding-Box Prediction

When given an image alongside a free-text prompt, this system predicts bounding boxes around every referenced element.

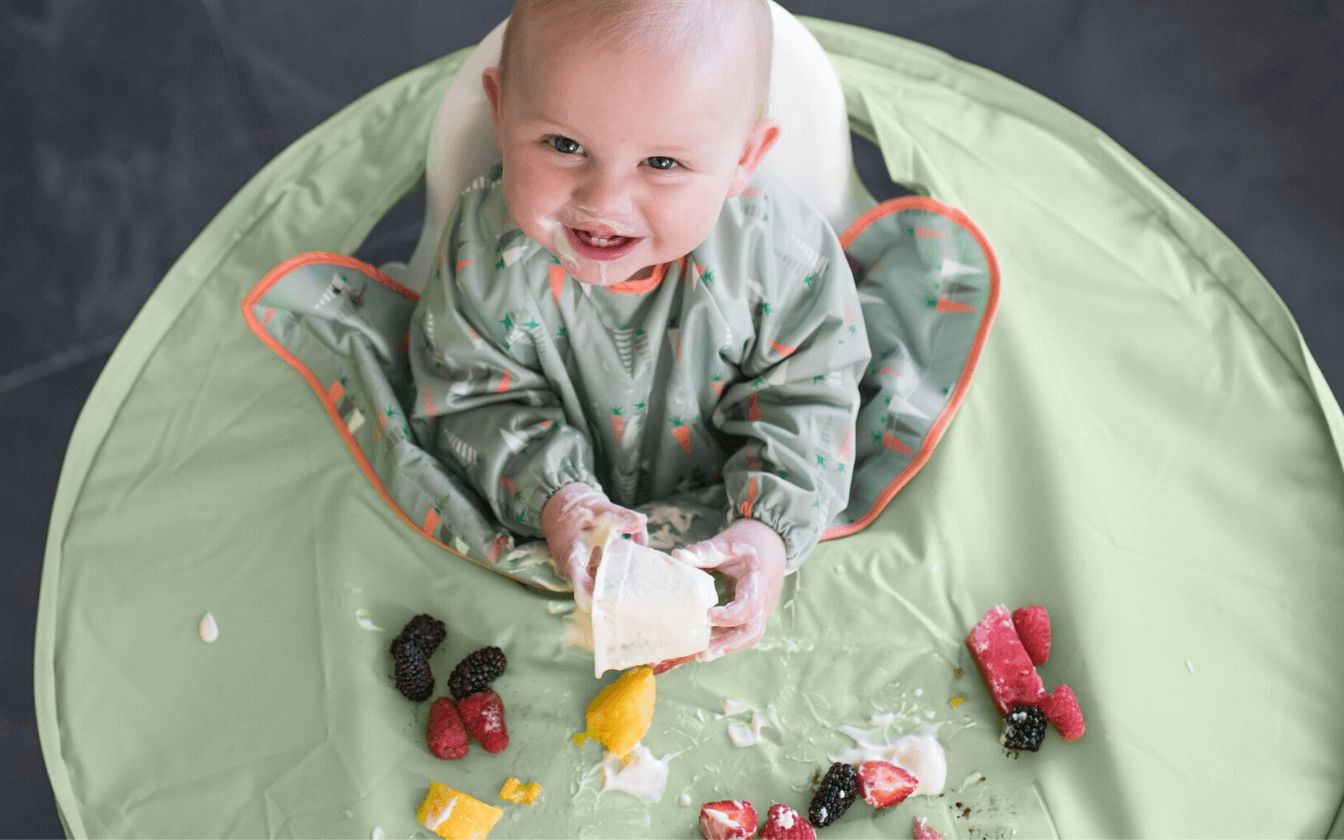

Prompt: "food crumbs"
[949,695,965,708]
[199,613,219,643]
[953,668,963,678]
[499,777,542,805]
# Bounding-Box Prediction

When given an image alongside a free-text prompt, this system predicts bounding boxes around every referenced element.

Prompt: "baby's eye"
[645,156,679,171]
[548,135,583,155]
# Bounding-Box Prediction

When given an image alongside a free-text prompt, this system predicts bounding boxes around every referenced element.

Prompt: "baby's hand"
[670,519,786,662]
[540,483,648,608]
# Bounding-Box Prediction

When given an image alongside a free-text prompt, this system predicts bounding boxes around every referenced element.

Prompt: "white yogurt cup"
[590,538,718,676]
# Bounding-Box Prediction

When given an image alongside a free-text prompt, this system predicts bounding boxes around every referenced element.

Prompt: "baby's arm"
[715,247,871,569]
[685,227,871,657]
[409,252,602,543]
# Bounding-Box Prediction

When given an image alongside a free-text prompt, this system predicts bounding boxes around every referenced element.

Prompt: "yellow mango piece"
[416,782,503,840]
[499,776,543,805]
[572,666,656,757]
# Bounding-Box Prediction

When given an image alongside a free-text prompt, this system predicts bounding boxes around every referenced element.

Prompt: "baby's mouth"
[566,226,642,262]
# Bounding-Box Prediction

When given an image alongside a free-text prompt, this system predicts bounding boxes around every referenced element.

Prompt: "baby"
[411,0,870,661]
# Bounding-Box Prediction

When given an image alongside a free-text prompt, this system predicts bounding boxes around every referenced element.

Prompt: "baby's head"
[483,0,779,287]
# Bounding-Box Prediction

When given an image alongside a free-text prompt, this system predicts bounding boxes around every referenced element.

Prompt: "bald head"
[498,0,773,121]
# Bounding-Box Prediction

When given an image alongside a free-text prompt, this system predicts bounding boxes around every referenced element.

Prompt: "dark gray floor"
[4,2,1342,836]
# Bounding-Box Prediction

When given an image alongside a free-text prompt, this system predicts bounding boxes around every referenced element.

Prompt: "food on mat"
[856,760,919,808]
[699,799,758,840]
[966,605,1046,714]
[759,803,816,840]
[391,613,446,702]
[1000,705,1048,752]
[394,613,447,656]
[1039,684,1085,741]
[448,646,507,700]
[392,638,436,702]
[573,666,656,757]
[458,689,509,754]
[966,604,1085,744]
[416,782,502,840]
[1011,605,1050,665]
[808,762,859,828]
[499,777,542,805]
[426,696,470,760]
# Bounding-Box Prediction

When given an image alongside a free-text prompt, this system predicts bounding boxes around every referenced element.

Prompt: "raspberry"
[912,816,944,840]
[457,688,509,754]
[698,800,757,840]
[808,762,858,828]
[392,613,446,657]
[1001,704,1047,751]
[1039,684,1085,741]
[759,803,815,840]
[425,697,469,760]
[447,646,507,700]
[1011,605,1051,666]
[391,637,435,702]
[856,760,918,808]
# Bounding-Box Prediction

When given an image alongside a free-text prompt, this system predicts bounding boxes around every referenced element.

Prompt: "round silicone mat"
[36,17,1344,838]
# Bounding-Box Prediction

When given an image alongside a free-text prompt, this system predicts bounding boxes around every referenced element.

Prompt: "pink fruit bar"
[966,605,1046,716]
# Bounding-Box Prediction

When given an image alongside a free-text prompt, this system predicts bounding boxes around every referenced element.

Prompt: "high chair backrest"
[404,1,857,291]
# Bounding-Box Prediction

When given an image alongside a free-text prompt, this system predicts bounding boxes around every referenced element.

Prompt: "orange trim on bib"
[607,261,669,294]
[241,251,543,588]
[822,196,1002,542]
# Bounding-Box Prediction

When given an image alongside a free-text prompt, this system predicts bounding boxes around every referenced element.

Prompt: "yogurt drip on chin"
[537,215,579,272]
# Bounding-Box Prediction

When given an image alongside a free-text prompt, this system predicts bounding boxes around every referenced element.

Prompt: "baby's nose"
[572,165,632,216]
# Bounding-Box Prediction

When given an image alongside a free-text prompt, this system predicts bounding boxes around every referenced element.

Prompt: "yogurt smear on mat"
[831,722,947,795]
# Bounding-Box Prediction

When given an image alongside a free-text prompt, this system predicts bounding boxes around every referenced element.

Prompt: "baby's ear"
[482,67,504,149]
[727,118,781,198]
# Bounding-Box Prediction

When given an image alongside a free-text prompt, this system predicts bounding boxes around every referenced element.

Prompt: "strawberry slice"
[912,816,944,839]
[699,800,758,840]
[758,803,815,839]
[856,760,918,808]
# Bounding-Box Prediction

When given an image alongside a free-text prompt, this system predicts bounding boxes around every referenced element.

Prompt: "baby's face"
[484,17,776,287]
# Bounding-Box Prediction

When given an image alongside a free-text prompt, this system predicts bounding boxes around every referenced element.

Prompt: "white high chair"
[402,0,870,292]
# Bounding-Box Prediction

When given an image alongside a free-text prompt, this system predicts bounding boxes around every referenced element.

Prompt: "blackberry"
[1001,704,1047,751]
[391,613,446,657]
[808,761,858,828]
[391,637,435,702]
[448,646,508,700]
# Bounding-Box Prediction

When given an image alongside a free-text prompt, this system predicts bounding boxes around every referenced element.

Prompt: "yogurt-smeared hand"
[671,519,786,660]
[541,483,648,608]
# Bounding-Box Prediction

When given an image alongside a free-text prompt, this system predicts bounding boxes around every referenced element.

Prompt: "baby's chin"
[564,258,657,288]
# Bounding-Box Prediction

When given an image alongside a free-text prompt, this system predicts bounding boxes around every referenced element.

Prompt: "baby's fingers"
[703,612,769,659]
[707,571,763,627]
[566,547,597,610]
[621,510,649,544]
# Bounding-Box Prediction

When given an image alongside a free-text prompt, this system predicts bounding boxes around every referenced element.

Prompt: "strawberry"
[425,696,469,760]
[699,800,757,840]
[457,688,509,754]
[759,804,815,839]
[1011,605,1051,665]
[912,816,944,840]
[856,760,918,808]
